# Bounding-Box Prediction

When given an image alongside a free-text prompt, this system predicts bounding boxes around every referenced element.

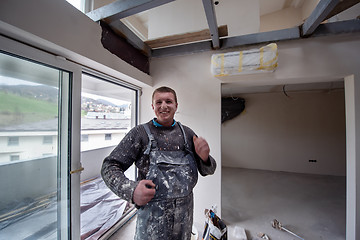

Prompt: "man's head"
[151,86,178,126]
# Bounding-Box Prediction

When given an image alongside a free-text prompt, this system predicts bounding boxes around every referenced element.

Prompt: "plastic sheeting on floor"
[0,177,130,240]
[81,177,129,240]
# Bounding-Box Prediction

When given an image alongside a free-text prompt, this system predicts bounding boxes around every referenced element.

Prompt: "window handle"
[70,167,84,175]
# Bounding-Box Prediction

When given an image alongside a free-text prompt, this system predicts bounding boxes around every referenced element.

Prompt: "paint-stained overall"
[101,120,216,240]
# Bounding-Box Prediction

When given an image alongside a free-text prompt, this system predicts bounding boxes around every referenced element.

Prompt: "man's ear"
[151,103,154,110]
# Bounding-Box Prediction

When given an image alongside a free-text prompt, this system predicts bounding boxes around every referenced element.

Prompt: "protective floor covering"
[0,177,129,240]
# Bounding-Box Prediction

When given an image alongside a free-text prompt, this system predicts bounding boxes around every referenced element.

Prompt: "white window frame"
[0,34,82,239]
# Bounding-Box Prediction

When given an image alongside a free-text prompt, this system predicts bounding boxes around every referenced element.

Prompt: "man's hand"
[193,135,210,162]
[133,180,156,206]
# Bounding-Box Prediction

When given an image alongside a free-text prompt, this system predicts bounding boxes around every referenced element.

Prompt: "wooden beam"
[145,25,228,49]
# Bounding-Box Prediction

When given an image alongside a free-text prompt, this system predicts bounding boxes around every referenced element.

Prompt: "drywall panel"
[147,0,260,39]
[222,90,346,176]
[141,51,222,224]
[260,7,302,32]
[301,0,319,20]
[0,0,152,87]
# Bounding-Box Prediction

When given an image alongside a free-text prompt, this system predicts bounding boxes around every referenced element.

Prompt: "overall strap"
[143,124,157,155]
[177,122,191,151]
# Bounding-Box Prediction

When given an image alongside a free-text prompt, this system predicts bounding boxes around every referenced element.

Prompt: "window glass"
[105,133,112,141]
[80,73,138,238]
[43,136,53,144]
[7,136,19,146]
[0,51,70,239]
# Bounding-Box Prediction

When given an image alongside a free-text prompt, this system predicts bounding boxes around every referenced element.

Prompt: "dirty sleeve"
[101,125,146,203]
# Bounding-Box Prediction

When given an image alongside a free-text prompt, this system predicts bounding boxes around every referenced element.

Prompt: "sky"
[82,92,129,106]
[0,76,42,86]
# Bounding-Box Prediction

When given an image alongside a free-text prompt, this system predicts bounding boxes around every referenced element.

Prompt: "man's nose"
[160,101,167,108]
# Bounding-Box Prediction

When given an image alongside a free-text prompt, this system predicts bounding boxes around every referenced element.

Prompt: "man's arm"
[101,126,143,202]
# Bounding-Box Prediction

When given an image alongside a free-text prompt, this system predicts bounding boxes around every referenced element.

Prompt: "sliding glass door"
[0,35,81,239]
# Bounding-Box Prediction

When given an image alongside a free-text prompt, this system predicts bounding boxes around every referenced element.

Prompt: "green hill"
[0,91,58,127]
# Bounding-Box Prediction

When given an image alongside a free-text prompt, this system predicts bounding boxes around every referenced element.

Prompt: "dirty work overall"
[135,122,198,240]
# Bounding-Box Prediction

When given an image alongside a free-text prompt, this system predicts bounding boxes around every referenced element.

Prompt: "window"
[0,36,77,239]
[80,72,139,238]
[81,134,89,142]
[8,137,19,146]
[10,155,20,161]
[105,133,112,141]
[43,136,53,144]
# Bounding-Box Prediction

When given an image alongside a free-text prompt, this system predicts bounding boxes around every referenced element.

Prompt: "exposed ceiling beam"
[326,0,360,19]
[145,25,228,49]
[86,0,175,23]
[311,19,360,37]
[202,0,220,49]
[301,0,339,36]
[152,20,360,58]
[222,27,300,49]
[109,20,151,56]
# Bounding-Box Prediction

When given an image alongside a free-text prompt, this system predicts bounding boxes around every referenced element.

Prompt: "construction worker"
[101,86,216,239]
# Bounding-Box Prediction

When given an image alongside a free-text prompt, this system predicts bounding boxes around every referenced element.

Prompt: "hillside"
[0,91,58,127]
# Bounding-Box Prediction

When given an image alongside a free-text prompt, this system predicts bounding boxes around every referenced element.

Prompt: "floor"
[107,167,346,240]
[222,167,346,240]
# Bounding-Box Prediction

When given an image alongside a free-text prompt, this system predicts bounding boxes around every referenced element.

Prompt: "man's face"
[152,91,178,126]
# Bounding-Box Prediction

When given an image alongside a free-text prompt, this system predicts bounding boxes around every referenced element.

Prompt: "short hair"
[152,86,177,103]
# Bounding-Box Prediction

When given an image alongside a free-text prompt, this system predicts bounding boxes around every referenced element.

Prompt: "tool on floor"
[257,232,270,239]
[271,219,304,240]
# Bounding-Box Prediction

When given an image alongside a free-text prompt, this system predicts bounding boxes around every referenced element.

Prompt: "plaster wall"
[141,51,222,224]
[301,0,319,20]
[148,0,260,39]
[222,90,346,176]
[260,7,302,32]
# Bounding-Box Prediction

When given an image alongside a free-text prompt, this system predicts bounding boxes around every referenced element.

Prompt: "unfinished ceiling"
[85,0,360,94]
[86,0,360,71]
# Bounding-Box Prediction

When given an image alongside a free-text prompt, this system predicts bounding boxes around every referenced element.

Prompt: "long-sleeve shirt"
[101,120,217,202]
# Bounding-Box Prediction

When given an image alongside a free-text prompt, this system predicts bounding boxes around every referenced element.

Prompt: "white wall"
[141,51,222,225]
[222,89,346,176]
[260,7,302,32]
[148,0,260,39]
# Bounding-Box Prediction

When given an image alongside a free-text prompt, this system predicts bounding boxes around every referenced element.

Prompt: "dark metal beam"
[152,20,360,58]
[325,0,360,20]
[302,0,339,36]
[109,20,151,56]
[152,27,300,58]
[202,0,220,49]
[311,19,360,37]
[222,27,300,49]
[86,0,175,23]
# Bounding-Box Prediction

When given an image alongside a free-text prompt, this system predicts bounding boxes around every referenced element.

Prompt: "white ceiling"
[122,0,309,41]
[90,0,359,95]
